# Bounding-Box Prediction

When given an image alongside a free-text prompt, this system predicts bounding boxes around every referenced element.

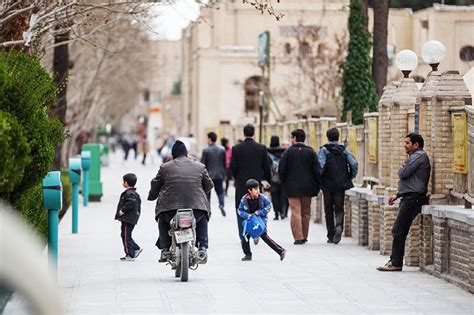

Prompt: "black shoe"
[333,226,342,244]
[293,240,304,245]
[273,217,279,220]
[159,249,170,263]
[219,205,226,217]
[241,254,252,261]
[303,239,308,243]
[280,250,286,261]
[327,239,333,244]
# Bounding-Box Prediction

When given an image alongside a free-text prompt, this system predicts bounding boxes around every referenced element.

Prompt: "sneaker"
[333,226,343,244]
[241,254,252,261]
[197,248,208,264]
[377,260,402,272]
[280,250,286,261]
[293,240,305,245]
[219,204,226,217]
[134,248,143,259]
[120,255,135,262]
[253,237,260,245]
[159,249,171,263]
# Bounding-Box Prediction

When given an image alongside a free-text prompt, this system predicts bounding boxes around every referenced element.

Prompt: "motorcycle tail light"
[178,215,193,228]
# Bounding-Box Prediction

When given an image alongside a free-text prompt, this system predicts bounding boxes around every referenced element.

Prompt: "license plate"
[175,229,193,243]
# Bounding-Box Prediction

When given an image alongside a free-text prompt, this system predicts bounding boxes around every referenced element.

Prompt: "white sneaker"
[134,248,143,259]
[120,255,135,261]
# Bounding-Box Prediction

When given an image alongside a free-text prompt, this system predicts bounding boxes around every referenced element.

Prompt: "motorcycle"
[166,209,207,282]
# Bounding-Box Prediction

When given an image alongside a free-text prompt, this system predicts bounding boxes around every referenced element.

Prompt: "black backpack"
[321,143,354,192]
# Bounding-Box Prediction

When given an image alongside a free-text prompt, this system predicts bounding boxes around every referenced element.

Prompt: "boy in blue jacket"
[238,179,286,261]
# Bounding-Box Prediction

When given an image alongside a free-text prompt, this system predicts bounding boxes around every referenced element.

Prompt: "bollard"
[81,151,91,207]
[82,144,103,201]
[42,171,63,271]
[69,158,82,233]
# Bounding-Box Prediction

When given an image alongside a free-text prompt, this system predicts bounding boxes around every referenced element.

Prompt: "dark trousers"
[390,195,427,267]
[235,187,251,255]
[270,183,284,218]
[260,231,285,256]
[323,191,345,240]
[156,210,209,250]
[207,179,225,207]
[121,222,140,257]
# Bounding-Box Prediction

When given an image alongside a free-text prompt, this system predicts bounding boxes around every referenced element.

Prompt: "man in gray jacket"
[148,140,214,262]
[377,133,430,271]
[201,131,227,216]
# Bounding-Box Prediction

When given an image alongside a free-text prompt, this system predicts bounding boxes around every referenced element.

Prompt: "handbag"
[242,214,266,240]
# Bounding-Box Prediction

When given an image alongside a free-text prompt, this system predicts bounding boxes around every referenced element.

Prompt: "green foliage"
[172,80,181,95]
[60,170,72,218]
[341,0,378,125]
[0,111,31,193]
[13,183,48,242]
[0,51,65,238]
[0,51,65,192]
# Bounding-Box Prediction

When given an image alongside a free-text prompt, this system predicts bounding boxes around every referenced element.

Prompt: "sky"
[148,0,205,41]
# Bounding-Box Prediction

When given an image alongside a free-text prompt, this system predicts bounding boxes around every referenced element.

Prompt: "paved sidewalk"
[5,152,474,314]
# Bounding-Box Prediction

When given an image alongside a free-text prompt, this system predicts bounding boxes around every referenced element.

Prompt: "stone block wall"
[311,195,323,224]
[404,215,421,266]
[380,204,398,256]
[368,198,381,250]
[378,83,397,189]
[344,195,352,237]
[349,190,370,246]
[421,205,474,294]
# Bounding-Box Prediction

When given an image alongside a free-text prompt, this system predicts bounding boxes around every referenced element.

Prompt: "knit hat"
[171,140,188,159]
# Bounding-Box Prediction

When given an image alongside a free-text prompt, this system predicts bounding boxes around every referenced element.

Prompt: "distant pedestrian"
[318,128,358,244]
[267,135,287,220]
[278,129,321,245]
[221,137,233,196]
[115,173,142,261]
[377,133,430,271]
[238,179,286,261]
[231,124,272,261]
[201,132,227,217]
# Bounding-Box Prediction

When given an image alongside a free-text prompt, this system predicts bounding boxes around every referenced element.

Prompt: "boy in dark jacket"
[115,173,142,261]
[238,179,286,261]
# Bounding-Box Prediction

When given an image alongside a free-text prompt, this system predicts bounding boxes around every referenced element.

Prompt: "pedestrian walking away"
[231,124,272,261]
[201,131,227,217]
[318,127,358,244]
[238,179,286,261]
[221,137,233,196]
[148,140,214,263]
[267,135,288,220]
[115,173,142,261]
[377,133,430,272]
[278,129,321,245]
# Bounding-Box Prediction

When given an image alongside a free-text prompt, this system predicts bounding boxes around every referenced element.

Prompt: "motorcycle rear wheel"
[180,242,189,282]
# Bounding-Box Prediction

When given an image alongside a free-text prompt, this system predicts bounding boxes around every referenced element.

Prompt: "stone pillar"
[420,213,434,269]
[433,216,449,274]
[344,194,352,237]
[378,83,398,191]
[350,189,369,246]
[379,204,398,256]
[404,215,421,266]
[367,195,382,250]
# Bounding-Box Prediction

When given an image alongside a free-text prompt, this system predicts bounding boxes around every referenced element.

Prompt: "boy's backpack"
[321,143,354,192]
[267,152,280,183]
[242,214,266,240]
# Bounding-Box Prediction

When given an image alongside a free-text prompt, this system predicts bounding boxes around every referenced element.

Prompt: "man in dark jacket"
[115,173,142,261]
[278,129,321,245]
[148,140,214,262]
[267,135,288,220]
[231,124,272,261]
[318,128,358,244]
[201,131,227,217]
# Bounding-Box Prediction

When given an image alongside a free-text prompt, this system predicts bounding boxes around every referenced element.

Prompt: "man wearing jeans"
[377,133,430,271]
[318,128,358,244]
[278,129,321,245]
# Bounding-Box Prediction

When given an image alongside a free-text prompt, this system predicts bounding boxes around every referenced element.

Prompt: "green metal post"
[72,184,79,233]
[48,209,58,270]
[83,170,89,207]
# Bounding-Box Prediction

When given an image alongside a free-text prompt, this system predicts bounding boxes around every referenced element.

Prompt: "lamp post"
[259,90,264,143]
[421,40,446,71]
[395,50,418,78]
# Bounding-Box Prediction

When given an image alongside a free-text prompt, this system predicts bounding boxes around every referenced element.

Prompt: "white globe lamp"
[421,40,446,71]
[395,50,418,78]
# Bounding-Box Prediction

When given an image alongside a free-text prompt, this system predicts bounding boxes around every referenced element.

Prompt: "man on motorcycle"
[148,140,214,262]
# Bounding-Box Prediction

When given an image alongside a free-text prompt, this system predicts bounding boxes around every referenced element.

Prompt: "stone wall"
[379,204,398,256]
[367,196,381,250]
[344,194,352,237]
[421,205,474,293]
